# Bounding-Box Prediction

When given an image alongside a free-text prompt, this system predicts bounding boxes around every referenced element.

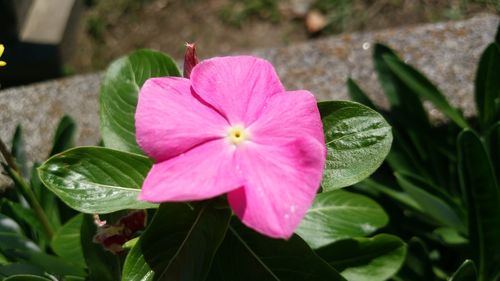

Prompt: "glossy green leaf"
[383,54,468,128]
[458,130,500,281]
[51,214,85,266]
[81,215,120,281]
[318,101,392,189]
[449,260,477,281]
[122,202,231,281]
[296,190,388,249]
[3,275,51,281]
[317,234,406,281]
[100,49,181,154]
[49,115,76,156]
[207,220,346,281]
[475,43,500,130]
[395,172,465,233]
[38,147,156,214]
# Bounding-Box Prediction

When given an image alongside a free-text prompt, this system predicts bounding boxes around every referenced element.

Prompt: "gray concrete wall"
[0,15,498,166]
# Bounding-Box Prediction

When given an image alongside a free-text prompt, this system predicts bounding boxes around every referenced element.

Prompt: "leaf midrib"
[229,226,280,281]
[157,204,209,280]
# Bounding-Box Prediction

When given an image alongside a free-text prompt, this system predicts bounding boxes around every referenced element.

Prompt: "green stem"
[9,168,54,240]
[0,137,18,172]
[0,137,54,240]
[8,167,54,240]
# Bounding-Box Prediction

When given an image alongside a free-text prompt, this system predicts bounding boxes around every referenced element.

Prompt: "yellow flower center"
[227,125,249,145]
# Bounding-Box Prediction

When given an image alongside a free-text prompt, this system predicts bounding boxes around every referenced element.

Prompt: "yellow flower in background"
[0,44,6,67]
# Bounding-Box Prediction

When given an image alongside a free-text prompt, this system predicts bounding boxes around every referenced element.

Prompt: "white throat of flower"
[227,125,249,145]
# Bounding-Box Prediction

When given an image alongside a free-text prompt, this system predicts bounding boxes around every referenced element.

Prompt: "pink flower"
[135,56,326,238]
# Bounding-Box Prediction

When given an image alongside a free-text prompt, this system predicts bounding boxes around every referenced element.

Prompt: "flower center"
[227,125,248,145]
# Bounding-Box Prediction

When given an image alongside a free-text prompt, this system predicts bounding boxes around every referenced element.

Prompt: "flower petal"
[248,90,324,145]
[139,140,243,202]
[190,56,285,124]
[135,77,228,161]
[228,137,326,238]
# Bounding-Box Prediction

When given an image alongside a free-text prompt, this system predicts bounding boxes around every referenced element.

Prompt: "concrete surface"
[0,14,498,168]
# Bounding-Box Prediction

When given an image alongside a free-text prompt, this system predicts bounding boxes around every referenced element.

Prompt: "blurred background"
[0,0,499,87]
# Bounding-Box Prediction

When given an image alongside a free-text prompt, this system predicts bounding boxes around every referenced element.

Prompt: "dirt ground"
[69,0,499,73]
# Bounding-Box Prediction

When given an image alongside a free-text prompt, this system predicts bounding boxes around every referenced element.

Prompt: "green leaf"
[318,101,392,189]
[458,130,500,281]
[11,125,28,177]
[38,147,156,214]
[396,238,434,281]
[346,78,377,110]
[0,252,7,265]
[51,214,85,266]
[433,227,467,246]
[354,178,422,212]
[0,263,44,278]
[488,122,500,181]
[30,164,61,230]
[0,213,40,254]
[1,200,48,243]
[296,190,388,249]
[382,55,468,128]
[475,43,500,130]
[394,172,465,233]
[49,115,76,156]
[449,260,477,281]
[81,215,120,281]
[122,202,231,281]
[3,275,51,281]
[100,49,181,154]
[373,44,430,130]
[317,234,407,281]
[207,220,346,281]
[9,250,85,277]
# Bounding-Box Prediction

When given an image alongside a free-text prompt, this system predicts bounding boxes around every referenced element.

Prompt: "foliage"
[348,34,500,280]
[1,25,498,280]
[0,48,396,280]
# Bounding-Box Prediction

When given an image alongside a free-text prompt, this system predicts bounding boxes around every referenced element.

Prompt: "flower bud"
[93,210,147,254]
[183,43,199,78]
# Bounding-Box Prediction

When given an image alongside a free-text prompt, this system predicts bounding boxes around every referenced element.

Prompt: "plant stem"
[0,137,54,240]
[0,137,19,172]
[8,167,54,240]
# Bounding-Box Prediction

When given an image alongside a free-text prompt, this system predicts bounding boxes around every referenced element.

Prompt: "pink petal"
[135,77,228,161]
[248,90,325,146]
[190,56,285,125]
[139,140,243,202]
[228,137,326,239]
